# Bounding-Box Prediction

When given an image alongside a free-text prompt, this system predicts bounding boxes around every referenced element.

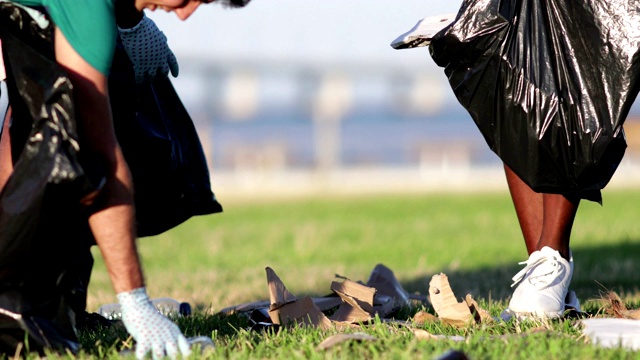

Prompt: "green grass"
[68,189,640,358]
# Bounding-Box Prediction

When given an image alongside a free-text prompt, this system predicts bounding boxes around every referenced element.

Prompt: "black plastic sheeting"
[109,42,223,237]
[430,0,640,195]
[0,4,89,354]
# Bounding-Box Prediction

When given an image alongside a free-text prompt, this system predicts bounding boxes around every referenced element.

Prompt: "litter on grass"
[577,291,640,350]
[316,333,377,351]
[217,264,495,347]
[579,318,640,350]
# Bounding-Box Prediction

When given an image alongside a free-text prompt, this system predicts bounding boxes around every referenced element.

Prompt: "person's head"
[136,0,251,20]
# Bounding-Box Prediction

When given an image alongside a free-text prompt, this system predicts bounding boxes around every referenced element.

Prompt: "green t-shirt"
[10,0,116,75]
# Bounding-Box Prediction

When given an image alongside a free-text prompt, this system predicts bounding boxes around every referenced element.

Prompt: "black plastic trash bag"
[429,0,640,195]
[109,42,223,237]
[0,3,94,355]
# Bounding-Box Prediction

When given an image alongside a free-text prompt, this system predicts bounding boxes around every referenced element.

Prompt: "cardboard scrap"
[265,267,333,330]
[332,280,375,314]
[316,333,377,351]
[412,329,465,342]
[218,295,343,315]
[222,267,488,333]
[269,296,333,330]
[412,310,438,326]
[464,294,492,323]
[329,280,374,323]
[219,264,427,318]
[263,267,404,328]
[428,273,474,327]
[266,267,297,308]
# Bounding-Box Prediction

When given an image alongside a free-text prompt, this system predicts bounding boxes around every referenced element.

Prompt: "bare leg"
[0,106,12,191]
[504,164,542,255]
[504,164,580,316]
[538,193,579,260]
[504,164,579,260]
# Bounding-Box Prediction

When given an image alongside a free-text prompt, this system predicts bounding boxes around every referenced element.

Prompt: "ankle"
[536,245,570,261]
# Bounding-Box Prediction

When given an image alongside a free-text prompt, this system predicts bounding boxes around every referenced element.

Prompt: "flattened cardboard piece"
[390,13,457,50]
[218,296,343,315]
[412,310,438,325]
[268,296,333,330]
[366,264,411,308]
[464,294,491,323]
[412,328,442,340]
[329,280,374,323]
[317,333,376,351]
[428,273,473,327]
[332,280,375,313]
[329,294,371,323]
[412,329,466,342]
[621,310,640,320]
[266,267,297,309]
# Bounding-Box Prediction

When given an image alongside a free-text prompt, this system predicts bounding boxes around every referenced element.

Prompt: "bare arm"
[54,27,144,294]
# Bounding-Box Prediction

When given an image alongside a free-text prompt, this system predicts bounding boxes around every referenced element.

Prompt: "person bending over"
[0,0,250,358]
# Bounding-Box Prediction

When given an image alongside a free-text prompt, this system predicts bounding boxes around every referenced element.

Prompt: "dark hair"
[205,0,252,8]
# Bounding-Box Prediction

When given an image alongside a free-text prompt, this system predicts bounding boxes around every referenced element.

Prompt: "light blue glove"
[118,287,191,360]
[118,14,179,84]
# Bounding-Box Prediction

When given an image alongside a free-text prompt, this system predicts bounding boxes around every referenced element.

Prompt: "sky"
[148,1,461,69]
[149,1,640,118]
[146,1,465,117]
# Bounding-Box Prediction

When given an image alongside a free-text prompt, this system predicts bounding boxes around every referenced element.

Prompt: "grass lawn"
[76,188,640,359]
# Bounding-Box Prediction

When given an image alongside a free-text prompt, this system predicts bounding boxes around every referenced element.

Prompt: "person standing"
[422,0,640,320]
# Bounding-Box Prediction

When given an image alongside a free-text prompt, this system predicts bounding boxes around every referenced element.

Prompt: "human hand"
[118,287,191,360]
[118,14,179,84]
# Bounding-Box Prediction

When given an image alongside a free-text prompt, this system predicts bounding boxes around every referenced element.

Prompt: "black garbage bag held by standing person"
[429,0,640,196]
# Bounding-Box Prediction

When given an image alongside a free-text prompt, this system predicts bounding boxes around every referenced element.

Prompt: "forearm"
[72,75,144,294]
[55,28,144,294]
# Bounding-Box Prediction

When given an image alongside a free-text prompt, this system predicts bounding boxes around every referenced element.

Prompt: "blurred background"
[148,0,640,199]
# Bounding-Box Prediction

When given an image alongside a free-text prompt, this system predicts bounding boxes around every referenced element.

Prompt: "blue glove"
[118,14,179,84]
[118,287,191,360]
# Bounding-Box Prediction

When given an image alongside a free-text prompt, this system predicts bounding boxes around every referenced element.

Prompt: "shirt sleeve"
[43,0,117,75]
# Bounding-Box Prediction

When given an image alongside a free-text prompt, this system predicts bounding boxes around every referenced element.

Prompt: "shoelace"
[510,254,561,290]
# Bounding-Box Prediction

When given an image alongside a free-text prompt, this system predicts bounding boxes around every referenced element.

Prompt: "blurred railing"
[170,57,640,197]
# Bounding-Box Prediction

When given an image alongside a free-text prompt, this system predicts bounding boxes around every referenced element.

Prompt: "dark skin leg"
[504,164,579,261]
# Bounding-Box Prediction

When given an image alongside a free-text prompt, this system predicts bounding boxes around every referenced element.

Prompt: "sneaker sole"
[502,309,564,321]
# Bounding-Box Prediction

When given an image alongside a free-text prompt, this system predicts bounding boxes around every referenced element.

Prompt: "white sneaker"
[565,290,581,312]
[506,246,573,319]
